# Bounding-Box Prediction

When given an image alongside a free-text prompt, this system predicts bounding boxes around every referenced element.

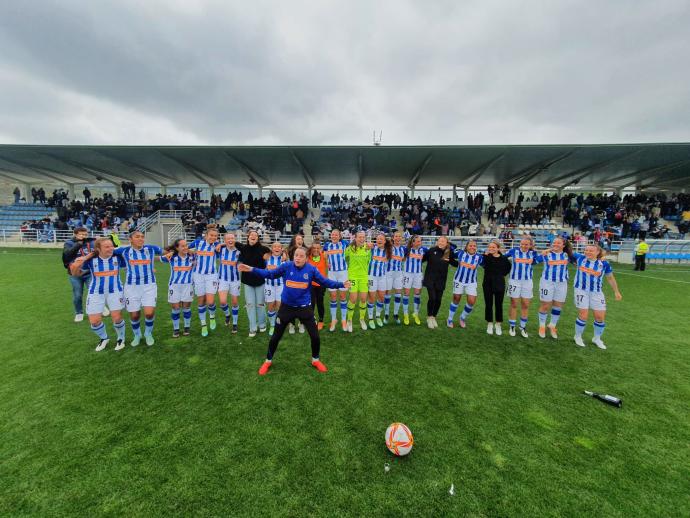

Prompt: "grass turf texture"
[1,248,688,517]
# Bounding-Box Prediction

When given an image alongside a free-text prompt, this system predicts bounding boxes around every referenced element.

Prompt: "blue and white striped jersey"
[218,247,240,282]
[265,254,284,286]
[404,247,427,274]
[540,252,570,283]
[368,246,389,276]
[387,245,406,272]
[114,245,162,285]
[323,240,349,272]
[573,253,612,292]
[84,256,124,295]
[162,254,194,285]
[190,239,218,275]
[453,251,483,284]
[506,248,538,281]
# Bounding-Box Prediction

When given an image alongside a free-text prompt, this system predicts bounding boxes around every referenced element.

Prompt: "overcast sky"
[0,0,689,146]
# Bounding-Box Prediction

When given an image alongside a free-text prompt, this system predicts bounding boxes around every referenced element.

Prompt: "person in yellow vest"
[634,237,649,271]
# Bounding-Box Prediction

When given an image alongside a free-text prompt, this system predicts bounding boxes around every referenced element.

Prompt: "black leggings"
[482,284,505,323]
[267,305,320,360]
[426,285,445,317]
[311,285,325,321]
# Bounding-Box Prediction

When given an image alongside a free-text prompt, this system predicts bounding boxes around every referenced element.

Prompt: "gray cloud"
[0,0,689,145]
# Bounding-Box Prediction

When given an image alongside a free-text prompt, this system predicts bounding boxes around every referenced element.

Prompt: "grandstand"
[0,143,689,262]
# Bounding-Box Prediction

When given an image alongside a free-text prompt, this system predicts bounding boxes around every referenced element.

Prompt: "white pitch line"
[615,271,690,284]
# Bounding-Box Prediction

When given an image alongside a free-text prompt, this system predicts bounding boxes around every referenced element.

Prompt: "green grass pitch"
[1,249,688,517]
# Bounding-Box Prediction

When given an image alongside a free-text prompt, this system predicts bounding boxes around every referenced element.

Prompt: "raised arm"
[313,267,349,290]
[70,253,94,276]
[238,261,286,280]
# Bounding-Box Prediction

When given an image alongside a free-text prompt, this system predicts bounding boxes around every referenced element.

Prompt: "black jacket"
[481,253,512,291]
[422,246,458,289]
[236,242,270,286]
[62,238,96,275]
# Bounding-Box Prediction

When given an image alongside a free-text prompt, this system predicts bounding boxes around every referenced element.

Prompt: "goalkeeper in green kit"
[344,231,372,332]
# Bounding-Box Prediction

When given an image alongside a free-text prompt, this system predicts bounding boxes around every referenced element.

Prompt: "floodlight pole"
[452,184,457,204]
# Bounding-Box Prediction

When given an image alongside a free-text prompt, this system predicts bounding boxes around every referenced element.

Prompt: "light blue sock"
[550,307,562,326]
[131,319,142,338]
[91,322,108,340]
[367,302,374,320]
[171,309,181,331]
[448,302,458,322]
[413,295,421,314]
[575,318,586,337]
[376,301,384,317]
[340,300,348,320]
[113,319,126,341]
[460,304,474,321]
[538,312,548,327]
[330,301,338,321]
[231,305,239,325]
[183,309,192,328]
[208,304,216,319]
[144,317,155,336]
[520,317,528,329]
[593,320,605,338]
[198,305,207,325]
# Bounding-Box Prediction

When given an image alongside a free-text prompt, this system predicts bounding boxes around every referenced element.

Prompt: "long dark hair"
[405,235,420,258]
[287,233,304,260]
[165,238,184,256]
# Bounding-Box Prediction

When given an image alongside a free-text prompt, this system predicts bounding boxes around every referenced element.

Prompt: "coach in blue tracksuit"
[239,246,351,376]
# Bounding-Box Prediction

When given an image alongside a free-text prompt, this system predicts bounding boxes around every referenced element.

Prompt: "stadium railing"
[3,228,689,264]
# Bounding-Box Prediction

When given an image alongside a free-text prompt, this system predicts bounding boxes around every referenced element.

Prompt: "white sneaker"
[495,324,502,336]
[114,339,125,351]
[431,317,438,328]
[102,307,110,317]
[487,323,494,335]
[509,326,516,337]
[329,321,337,332]
[288,324,295,334]
[259,326,267,333]
[574,335,586,347]
[95,338,109,352]
[427,317,434,329]
[298,323,305,334]
[74,313,84,323]
[520,328,528,338]
[592,337,607,350]
[145,334,155,346]
[347,320,353,333]
[360,319,368,331]
[249,331,257,338]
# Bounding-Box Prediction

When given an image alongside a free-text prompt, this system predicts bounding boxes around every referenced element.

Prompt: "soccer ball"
[385,422,414,456]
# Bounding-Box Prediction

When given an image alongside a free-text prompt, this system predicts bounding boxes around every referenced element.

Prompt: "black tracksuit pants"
[267,305,320,360]
[426,285,445,317]
[482,283,505,323]
[311,285,325,321]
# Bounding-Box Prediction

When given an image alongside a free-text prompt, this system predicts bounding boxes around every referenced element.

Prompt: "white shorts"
[574,289,606,311]
[86,291,124,315]
[124,283,158,311]
[264,284,283,303]
[452,281,478,297]
[539,280,568,303]
[193,273,218,296]
[327,270,349,291]
[402,272,423,290]
[386,270,403,291]
[168,283,194,304]
[507,279,533,299]
[218,279,241,297]
[368,275,387,292]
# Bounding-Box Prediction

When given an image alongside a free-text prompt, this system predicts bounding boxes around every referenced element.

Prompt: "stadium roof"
[0,143,689,191]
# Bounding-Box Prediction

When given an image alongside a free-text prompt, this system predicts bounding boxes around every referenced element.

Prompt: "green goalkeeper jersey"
[344,245,371,278]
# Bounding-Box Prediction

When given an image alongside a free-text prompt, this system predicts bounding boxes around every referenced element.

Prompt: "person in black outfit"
[481,240,512,336]
[235,230,271,336]
[422,236,458,328]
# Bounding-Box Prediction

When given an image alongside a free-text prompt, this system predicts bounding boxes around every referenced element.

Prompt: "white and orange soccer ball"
[385,422,414,456]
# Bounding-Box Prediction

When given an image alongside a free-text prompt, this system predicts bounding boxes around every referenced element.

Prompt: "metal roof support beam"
[546,149,641,187]
[0,157,77,185]
[595,159,690,187]
[509,150,576,187]
[222,151,269,187]
[38,152,129,185]
[2,154,97,184]
[159,151,221,186]
[408,154,433,188]
[0,168,36,183]
[641,172,690,189]
[456,153,504,188]
[357,154,364,189]
[92,151,177,185]
[290,150,315,187]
